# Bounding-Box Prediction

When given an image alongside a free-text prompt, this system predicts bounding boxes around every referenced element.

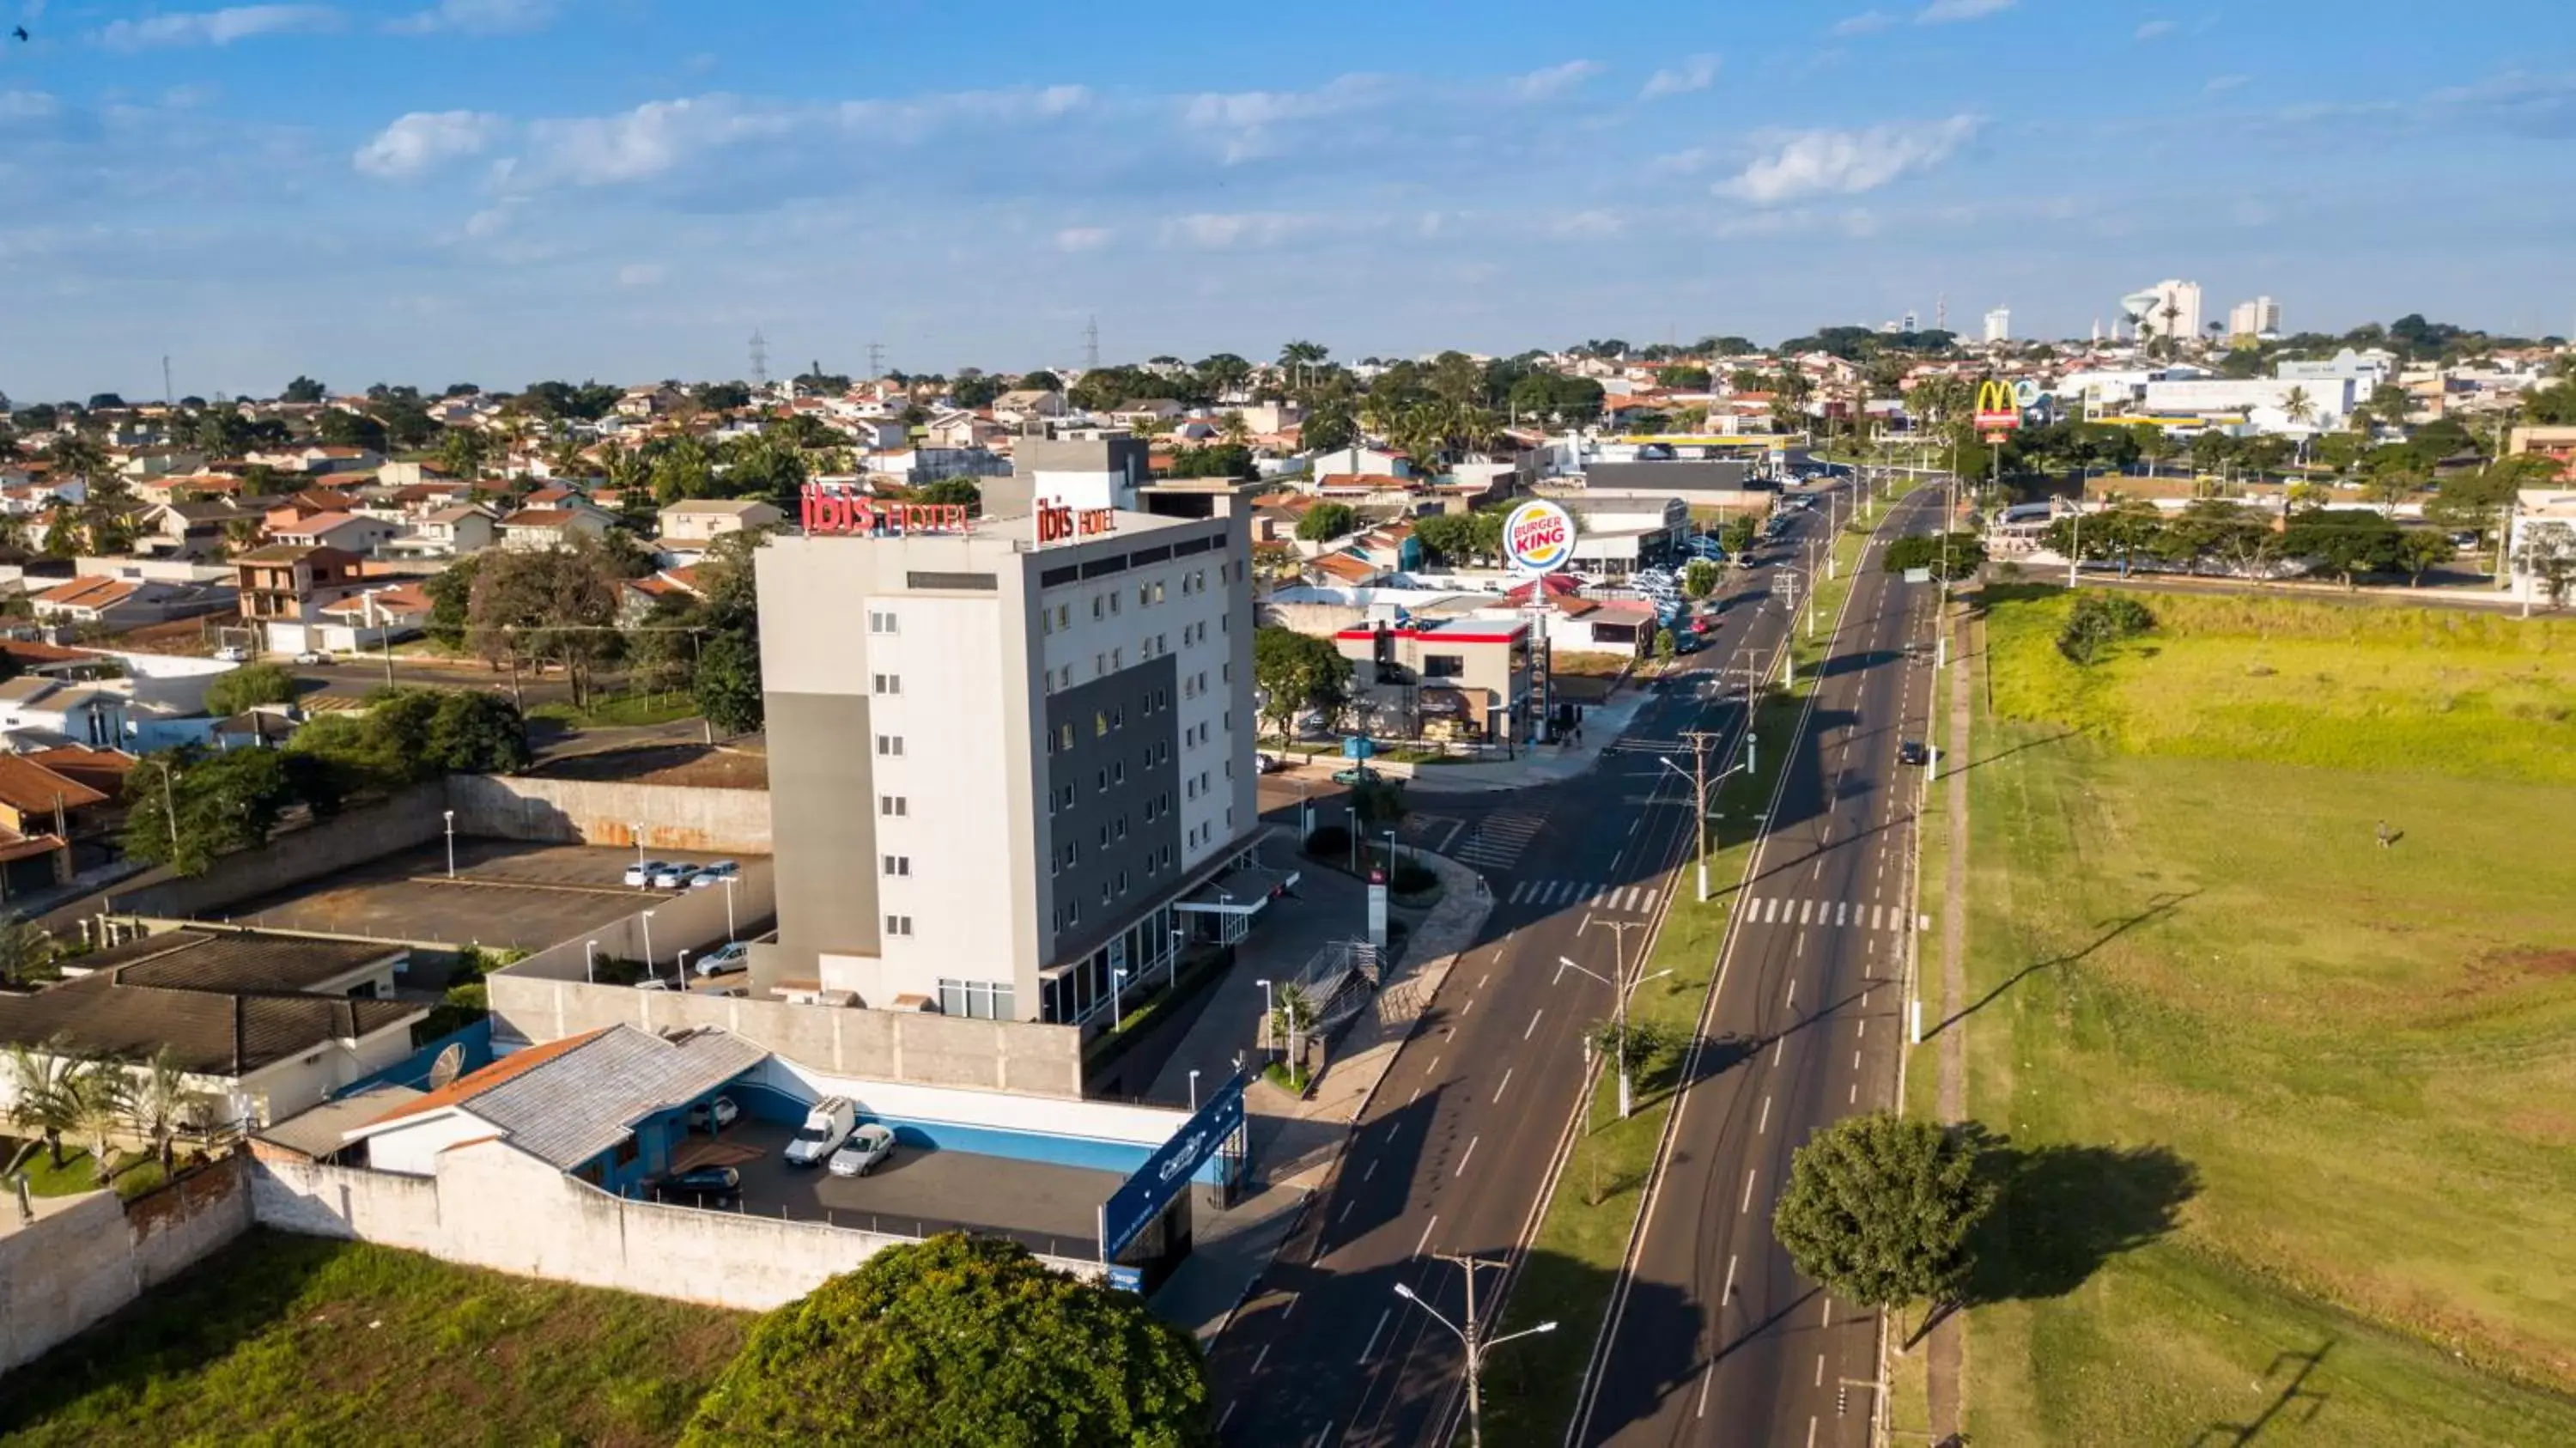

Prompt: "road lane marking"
[1796,931,1805,958]
[1493,1069,1513,1104]
[1456,1136,1478,1177]
[1460,996,1474,1017]
[1414,1214,1438,1256]
[1850,1081,1857,1104]
[1407,1086,1422,1106]
[1363,1307,1393,1361]
[1838,901,1850,926]
[1339,1202,1354,1224]
[1253,1344,1271,1375]
[1787,978,1798,1009]
[1853,1050,1862,1070]
[1759,1095,1771,1134]
[1525,1008,1543,1039]
[1807,1417,1818,1448]
[1800,899,1814,924]
[1280,1292,1297,1320]
[1824,1297,1833,1327]
[1696,1363,1716,1418]
[1742,1169,1758,1212]
[1478,973,1489,990]
[1817,1355,1826,1386]
[1722,1252,1738,1305]
[1858,1019,1866,1037]
[1219,1402,1237,1432]
[1428,1055,1441,1076]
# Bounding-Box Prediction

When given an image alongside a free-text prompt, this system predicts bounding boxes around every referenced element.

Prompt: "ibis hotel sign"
[1036,497,1117,546]
[799,484,972,538]
[1503,499,1577,575]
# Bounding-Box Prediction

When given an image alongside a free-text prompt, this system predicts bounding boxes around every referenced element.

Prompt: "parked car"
[692,942,750,976]
[686,1095,739,1133]
[1899,740,1930,767]
[651,1165,740,1206]
[294,649,333,666]
[782,1096,858,1167]
[1256,753,1291,775]
[649,864,692,890]
[827,1123,898,1178]
[685,861,738,888]
[624,859,672,887]
[213,645,250,662]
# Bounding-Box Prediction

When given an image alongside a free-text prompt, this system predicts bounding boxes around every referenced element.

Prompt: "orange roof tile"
[365,1029,610,1129]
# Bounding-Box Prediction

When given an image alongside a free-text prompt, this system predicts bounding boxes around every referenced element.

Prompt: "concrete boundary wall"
[249,1137,1098,1312]
[445,775,771,855]
[487,970,1084,1099]
[88,784,449,924]
[506,864,775,983]
[1,1157,254,1376]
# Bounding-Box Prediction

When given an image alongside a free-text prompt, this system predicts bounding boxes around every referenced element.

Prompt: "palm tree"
[0,914,52,988]
[436,427,489,481]
[43,432,108,492]
[127,1048,198,1177]
[64,1061,131,1186]
[3,1038,82,1169]
[2159,299,2183,359]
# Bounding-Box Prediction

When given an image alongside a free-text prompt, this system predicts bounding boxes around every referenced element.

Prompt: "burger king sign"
[1503,499,1578,575]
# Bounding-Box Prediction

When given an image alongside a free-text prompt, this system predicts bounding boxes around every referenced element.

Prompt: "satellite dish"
[428,1043,465,1091]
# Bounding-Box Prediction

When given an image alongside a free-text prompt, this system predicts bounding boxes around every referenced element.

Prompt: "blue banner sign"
[1101,1073,1247,1261]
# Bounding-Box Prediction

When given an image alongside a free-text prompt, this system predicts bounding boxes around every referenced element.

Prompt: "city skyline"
[3,0,2572,398]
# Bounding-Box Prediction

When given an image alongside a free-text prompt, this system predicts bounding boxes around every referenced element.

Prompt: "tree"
[64,1059,132,1185]
[1300,396,1358,453]
[1018,369,1063,395]
[2057,592,2155,664]
[682,1232,1209,1447]
[1653,627,1677,664]
[127,1047,199,1176]
[3,1038,82,1168]
[1588,1018,1677,1078]
[427,690,532,773]
[0,915,54,989]
[2397,528,2456,585]
[2512,520,2576,608]
[424,554,480,650]
[2129,423,2177,477]
[2281,509,2404,587]
[693,630,762,735]
[1771,1112,1993,1344]
[281,375,327,405]
[123,747,303,874]
[467,539,623,707]
[1880,532,1986,581]
[1253,625,1352,742]
[1682,560,1721,599]
[1721,514,1759,556]
[1295,502,1359,543]
[204,661,299,717]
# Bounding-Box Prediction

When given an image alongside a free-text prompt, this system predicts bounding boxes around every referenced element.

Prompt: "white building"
[2121,279,2204,344]
[2227,296,2281,339]
[1983,307,2012,344]
[2142,377,2356,430]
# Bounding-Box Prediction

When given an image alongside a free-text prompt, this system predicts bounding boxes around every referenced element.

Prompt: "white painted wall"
[869,593,1017,1004]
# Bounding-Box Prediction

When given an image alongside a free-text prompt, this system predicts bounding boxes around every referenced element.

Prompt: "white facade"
[2122,279,2203,344]
[2227,296,2281,338]
[2143,377,2355,429]
[1983,307,2012,344]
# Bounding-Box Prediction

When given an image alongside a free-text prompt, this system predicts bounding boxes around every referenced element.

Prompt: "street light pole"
[442,809,456,879]
[721,876,738,944]
[675,947,690,989]
[1255,977,1274,1058]
[641,909,656,972]
[584,938,599,984]
[631,820,647,873]
[1396,1256,1558,1448]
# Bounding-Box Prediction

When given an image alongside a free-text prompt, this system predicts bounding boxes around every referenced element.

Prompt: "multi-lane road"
[1209,473,1941,1447]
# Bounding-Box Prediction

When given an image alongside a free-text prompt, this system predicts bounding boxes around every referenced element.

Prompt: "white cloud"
[1550,209,1625,240]
[1157,211,1321,251]
[387,0,556,35]
[615,262,665,286]
[518,95,793,186]
[97,5,339,50]
[0,89,59,121]
[2135,19,2176,40]
[2205,73,2251,94]
[1182,74,1388,162]
[1513,60,1604,100]
[1640,54,1719,100]
[1917,0,2014,22]
[354,109,506,178]
[1832,10,1896,35]
[1053,226,1113,253]
[1719,115,1979,204]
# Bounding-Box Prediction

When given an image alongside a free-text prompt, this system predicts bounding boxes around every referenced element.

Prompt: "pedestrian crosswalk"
[1455,810,1546,871]
[1506,879,1662,915]
[1737,896,1911,933]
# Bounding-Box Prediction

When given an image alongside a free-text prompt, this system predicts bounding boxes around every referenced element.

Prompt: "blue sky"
[2,0,2570,400]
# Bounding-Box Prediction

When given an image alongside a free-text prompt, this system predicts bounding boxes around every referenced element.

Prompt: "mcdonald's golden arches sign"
[1973,379,2022,437]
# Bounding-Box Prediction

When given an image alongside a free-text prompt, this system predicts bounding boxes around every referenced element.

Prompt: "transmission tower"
[162,355,173,406]
[1083,315,1100,372]
[1935,293,1947,333]
[748,329,769,388]
[866,340,885,380]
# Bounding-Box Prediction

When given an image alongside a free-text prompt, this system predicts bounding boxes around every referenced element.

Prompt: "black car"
[651,1165,742,1206]
[1898,740,1930,767]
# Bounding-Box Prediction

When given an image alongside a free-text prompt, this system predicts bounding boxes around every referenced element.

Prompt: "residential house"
[391,504,499,558]
[246,444,384,476]
[923,410,1006,451]
[1307,445,1413,478]
[310,581,434,654]
[234,543,366,654]
[268,511,399,556]
[0,674,129,749]
[617,566,703,623]
[1303,550,1389,589]
[993,389,1067,424]
[29,575,216,631]
[1350,522,1425,574]
[656,498,783,546]
[0,751,115,897]
[138,500,260,558]
[339,1024,763,1196]
[0,928,425,1129]
[498,507,612,551]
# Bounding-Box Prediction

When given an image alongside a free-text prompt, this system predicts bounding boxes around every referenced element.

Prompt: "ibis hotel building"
[754,485,1259,1026]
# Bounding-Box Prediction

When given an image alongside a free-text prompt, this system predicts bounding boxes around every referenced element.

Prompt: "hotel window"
[1041,609,1053,636]
[939,978,1015,1021]
[1138,583,1152,607]
[1111,648,1124,671]
[885,915,914,937]
[1098,824,1109,849]
[1117,869,1130,892]
[1060,782,1076,809]
[1092,595,1104,619]
[868,608,898,634]
[1096,653,1107,677]
[882,855,910,877]
[1100,882,1111,904]
[1113,762,1126,785]
[1097,768,1108,793]
[1055,604,1070,630]
[876,734,904,757]
[1153,581,1167,603]
[872,672,901,695]
[1095,709,1109,737]
[1115,816,1127,840]
[880,795,907,817]
[1110,592,1121,615]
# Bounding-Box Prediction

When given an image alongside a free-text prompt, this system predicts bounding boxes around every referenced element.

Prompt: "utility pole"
[1668,729,1727,902]
[865,340,885,381]
[1397,1254,1558,1448]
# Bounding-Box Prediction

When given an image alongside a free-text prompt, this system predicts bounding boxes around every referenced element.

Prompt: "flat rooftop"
[218,840,744,952]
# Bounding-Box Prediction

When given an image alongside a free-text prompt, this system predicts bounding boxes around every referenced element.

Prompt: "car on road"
[650,1165,741,1206]
[1899,740,1930,767]
[827,1123,898,1178]
[692,942,750,976]
[1256,752,1291,774]
[685,1095,739,1133]
[623,859,672,887]
[294,649,333,666]
[213,645,250,662]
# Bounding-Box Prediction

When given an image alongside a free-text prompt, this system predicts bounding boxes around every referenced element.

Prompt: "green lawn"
[0,1229,749,1446]
[528,692,702,729]
[1,1139,163,1200]
[1951,589,2576,1445]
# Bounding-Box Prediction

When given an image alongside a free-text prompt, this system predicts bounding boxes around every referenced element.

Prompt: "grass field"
[1949,588,2576,1445]
[0,1229,749,1447]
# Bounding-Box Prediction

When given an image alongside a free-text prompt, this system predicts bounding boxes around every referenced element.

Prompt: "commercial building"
[1983,306,2012,344]
[2507,426,2576,481]
[754,485,1258,1028]
[1332,617,1535,747]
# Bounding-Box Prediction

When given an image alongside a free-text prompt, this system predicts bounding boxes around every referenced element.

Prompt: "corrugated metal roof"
[459,1026,765,1171]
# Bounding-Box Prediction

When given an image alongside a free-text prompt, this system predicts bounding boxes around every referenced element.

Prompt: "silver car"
[827,1123,897,1178]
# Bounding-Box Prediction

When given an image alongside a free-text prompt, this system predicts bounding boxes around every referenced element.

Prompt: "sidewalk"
[1394,687,1657,794]
[1151,846,1492,1344]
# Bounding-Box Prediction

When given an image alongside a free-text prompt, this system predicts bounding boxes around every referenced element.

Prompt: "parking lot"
[666,1118,1121,1261]
[222,840,743,952]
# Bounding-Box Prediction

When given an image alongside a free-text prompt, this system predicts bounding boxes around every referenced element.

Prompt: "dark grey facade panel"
[1038,655,1182,967]
[905,570,999,591]
[765,691,881,966]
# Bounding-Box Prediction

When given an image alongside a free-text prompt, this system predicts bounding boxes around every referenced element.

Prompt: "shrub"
[1389,861,1437,895]
[2057,592,2155,664]
[1304,825,1352,860]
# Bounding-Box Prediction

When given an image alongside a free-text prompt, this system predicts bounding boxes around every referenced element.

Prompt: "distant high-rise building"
[1901,309,1919,333]
[2226,295,2281,339]
[1984,307,2012,344]
[2122,280,2203,345]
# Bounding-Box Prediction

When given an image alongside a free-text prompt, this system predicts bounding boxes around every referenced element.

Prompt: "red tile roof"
[365,1029,610,1128]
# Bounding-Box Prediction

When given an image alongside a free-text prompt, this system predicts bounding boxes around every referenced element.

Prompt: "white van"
[782,1096,857,1167]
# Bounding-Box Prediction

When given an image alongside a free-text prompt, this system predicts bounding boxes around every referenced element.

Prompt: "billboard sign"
[1503,499,1578,575]
[799,484,973,538]
[1101,1071,1246,1261]
[1973,379,2023,440]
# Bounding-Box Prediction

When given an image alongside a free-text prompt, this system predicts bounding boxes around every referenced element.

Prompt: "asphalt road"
[285,655,580,708]
[1571,486,1945,1448]
[1206,483,1868,1447]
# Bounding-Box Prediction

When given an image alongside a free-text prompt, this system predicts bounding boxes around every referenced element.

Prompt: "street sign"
[1100,1072,1247,1261]
[1904,567,1933,584]
[1368,876,1388,948]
